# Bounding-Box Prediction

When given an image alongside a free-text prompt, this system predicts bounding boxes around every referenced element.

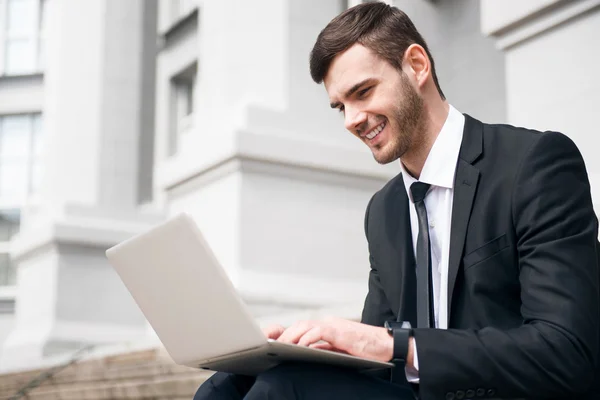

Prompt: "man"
[195,2,600,399]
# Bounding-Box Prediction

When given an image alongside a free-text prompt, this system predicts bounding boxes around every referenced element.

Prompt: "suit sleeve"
[361,194,395,327]
[413,131,600,399]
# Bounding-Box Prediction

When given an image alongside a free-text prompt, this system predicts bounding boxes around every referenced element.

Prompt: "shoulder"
[475,116,578,155]
[477,117,543,150]
[364,171,407,237]
[368,172,404,209]
[469,115,583,174]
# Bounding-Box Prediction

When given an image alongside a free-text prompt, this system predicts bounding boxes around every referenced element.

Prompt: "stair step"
[0,348,210,395]
[0,373,212,400]
[0,349,162,390]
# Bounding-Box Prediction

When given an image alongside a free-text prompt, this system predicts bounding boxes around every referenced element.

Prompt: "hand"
[262,324,285,340]
[274,316,393,362]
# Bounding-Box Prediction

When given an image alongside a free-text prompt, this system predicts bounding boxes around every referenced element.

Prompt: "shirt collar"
[400,105,465,201]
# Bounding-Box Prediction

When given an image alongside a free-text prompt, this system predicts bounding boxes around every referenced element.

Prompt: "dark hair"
[309,1,445,100]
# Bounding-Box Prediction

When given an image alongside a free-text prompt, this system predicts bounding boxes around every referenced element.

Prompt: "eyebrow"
[330,78,376,109]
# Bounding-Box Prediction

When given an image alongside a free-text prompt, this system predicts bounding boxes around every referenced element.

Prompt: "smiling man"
[194,2,600,400]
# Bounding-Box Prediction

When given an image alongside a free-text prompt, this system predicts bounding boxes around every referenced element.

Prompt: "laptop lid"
[106,213,266,366]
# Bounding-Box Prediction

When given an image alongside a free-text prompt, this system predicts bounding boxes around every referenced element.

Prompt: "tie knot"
[410,182,431,203]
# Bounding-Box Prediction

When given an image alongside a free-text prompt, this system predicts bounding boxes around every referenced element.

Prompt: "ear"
[402,44,430,89]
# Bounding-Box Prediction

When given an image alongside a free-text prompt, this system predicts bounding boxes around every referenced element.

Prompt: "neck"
[401,100,449,179]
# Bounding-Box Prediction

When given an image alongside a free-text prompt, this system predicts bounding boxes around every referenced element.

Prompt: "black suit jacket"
[361,115,600,400]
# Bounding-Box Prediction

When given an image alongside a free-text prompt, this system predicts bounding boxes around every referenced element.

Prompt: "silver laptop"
[106,213,393,375]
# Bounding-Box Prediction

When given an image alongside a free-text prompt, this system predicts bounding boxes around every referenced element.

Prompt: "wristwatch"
[384,320,413,361]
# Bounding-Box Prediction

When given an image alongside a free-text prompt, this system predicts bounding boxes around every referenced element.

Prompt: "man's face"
[324,44,424,164]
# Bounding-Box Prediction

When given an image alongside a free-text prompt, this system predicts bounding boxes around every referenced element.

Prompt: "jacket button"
[476,388,485,397]
[466,389,475,398]
[456,390,465,399]
[445,393,455,400]
[487,388,496,397]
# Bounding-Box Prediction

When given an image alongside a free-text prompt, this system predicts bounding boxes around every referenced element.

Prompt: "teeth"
[366,122,385,139]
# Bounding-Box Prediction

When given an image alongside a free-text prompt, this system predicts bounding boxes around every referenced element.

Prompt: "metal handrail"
[8,345,95,400]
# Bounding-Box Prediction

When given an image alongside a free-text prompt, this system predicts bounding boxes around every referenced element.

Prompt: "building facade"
[0,0,598,373]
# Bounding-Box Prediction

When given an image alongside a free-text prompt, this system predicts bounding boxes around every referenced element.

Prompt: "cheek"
[367,93,397,118]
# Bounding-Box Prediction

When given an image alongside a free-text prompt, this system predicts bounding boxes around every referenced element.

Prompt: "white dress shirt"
[400,105,465,382]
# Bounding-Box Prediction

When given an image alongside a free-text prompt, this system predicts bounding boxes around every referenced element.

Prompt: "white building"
[0,0,598,373]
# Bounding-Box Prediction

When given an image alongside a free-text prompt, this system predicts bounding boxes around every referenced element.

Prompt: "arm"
[361,194,395,326]
[415,132,599,399]
[361,193,420,382]
[361,255,395,326]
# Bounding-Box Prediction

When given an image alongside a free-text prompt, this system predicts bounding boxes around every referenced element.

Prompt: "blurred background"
[0,0,597,397]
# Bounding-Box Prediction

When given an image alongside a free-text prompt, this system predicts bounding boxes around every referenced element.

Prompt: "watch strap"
[392,326,411,360]
[385,320,412,360]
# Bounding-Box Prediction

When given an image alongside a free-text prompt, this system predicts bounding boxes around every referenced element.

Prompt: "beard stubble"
[372,74,425,165]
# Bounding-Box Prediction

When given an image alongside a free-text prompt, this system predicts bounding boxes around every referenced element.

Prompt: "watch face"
[385,320,411,332]
[384,320,393,334]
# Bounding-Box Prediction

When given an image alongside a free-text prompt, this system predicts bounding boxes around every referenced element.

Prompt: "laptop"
[106,213,393,375]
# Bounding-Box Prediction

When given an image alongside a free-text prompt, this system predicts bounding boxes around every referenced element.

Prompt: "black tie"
[410,182,435,328]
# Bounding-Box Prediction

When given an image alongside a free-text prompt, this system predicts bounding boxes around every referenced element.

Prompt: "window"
[169,0,196,25]
[169,62,196,156]
[0,113,41,286]
[0,0,45,75]
[0,209,18,286]
[0,113,43,204]
[175,78,193,120]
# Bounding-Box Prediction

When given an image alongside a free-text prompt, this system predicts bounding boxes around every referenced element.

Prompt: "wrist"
[381,327,394,362]
[407,336,415,367]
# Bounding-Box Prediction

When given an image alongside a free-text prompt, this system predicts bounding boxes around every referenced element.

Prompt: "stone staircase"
[0,347,212,399]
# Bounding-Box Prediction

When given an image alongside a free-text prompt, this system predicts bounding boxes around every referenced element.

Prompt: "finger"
[278,321,314,344]
[297,326,325,347]
[262,324,285,340]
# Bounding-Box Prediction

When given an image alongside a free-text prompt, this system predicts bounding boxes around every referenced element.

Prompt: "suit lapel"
[447,115,483,322]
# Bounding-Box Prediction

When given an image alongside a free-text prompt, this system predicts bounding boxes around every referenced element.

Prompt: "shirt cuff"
[405,338,419,383]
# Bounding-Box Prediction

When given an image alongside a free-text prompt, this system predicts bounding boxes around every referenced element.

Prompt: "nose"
[344,107,367,133]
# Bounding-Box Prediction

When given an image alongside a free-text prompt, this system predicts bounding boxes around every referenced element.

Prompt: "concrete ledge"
[482,0,600,50]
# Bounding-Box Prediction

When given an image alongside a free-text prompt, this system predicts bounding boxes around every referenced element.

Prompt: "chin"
[371,143,402,165]
[372,151,398,165]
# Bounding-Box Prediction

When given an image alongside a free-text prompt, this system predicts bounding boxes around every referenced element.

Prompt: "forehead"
[323,44,389,99]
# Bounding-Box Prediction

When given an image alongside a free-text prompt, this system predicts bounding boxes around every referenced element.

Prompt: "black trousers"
[193,363,415,400]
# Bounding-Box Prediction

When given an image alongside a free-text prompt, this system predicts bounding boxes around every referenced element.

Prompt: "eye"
[357,87,371,98]
[338,105,345,114]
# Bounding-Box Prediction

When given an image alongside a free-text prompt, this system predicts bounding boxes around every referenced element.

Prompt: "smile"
[366,121,386,140]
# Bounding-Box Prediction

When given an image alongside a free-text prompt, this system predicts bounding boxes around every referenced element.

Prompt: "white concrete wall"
[166,167,242,280]
[97,0,148,211]
[236,164,382,321]
[0,314,13,359]
[394,0,507,123]
[0,0,162,372]
[0,287,15,362]
[154,0,397,326]
[153,9,198,170]
[506,9,600,208]
[482,1,600,210]
[39,0,105,210]
[481,0,563,35]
